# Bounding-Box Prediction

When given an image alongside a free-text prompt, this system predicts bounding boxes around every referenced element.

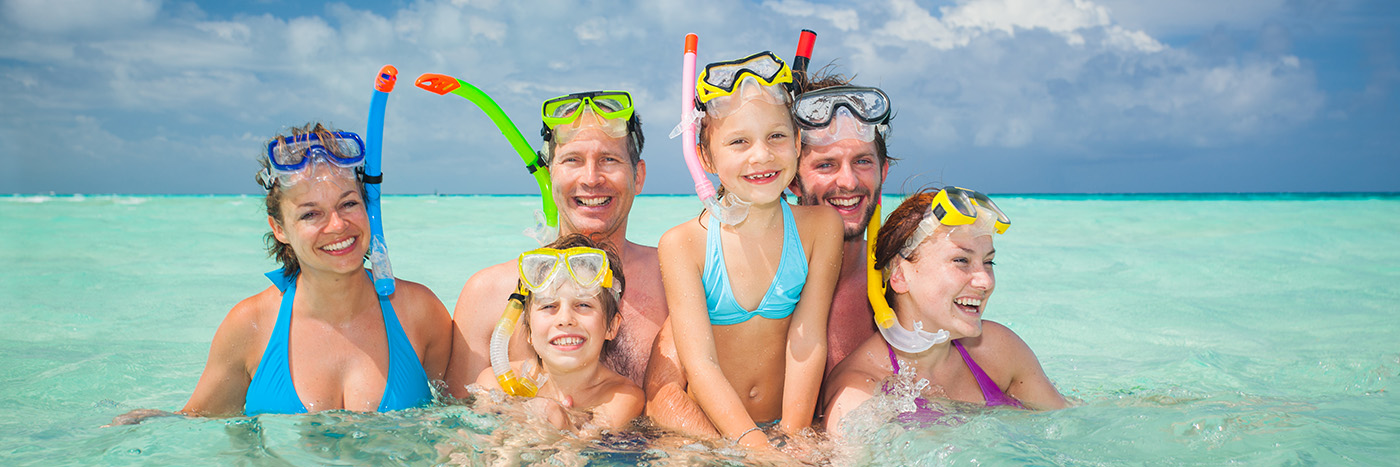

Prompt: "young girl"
[475,234,644,430]
[823,187,1067,438]
[650,51,842,451]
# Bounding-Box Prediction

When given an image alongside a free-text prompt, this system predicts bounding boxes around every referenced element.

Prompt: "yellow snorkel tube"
[867,203,951,353]
[489,287,546,397]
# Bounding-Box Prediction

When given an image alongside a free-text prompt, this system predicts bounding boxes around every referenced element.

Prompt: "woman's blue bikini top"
[702,201,808,325]
[244,269,433,416]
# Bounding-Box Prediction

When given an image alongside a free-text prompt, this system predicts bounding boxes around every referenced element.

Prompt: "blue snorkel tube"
[365,65,397,296]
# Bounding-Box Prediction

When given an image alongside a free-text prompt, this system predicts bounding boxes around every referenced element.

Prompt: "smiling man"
[444,91,667,395]
[787,77,896,376]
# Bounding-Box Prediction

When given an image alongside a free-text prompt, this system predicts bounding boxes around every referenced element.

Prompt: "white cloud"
[1094,0,1292,36]
[878,0,1162,52]
[3,0,161,33]
[763,0,861,32]
[0,0,1343,194]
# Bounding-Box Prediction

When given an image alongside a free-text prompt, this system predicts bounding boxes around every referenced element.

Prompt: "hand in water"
[526,395,574,431]
[103,409,175,427]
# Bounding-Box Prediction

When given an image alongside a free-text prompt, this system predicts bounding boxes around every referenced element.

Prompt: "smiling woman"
[822,187,1067,438]
[106,123,453,425]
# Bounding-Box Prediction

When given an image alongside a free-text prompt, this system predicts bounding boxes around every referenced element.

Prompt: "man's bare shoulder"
[458,260,518,300]
[460,260,517,291]
[622,241,660,267]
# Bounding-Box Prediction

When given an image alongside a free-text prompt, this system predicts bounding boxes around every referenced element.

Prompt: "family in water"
[109,35,1068,460]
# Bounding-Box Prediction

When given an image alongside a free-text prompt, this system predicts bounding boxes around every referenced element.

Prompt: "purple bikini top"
[886,340,1025,410]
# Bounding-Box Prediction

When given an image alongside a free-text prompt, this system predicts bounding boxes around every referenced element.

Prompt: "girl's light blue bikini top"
[702,201,808,325]
[243,268,433,416]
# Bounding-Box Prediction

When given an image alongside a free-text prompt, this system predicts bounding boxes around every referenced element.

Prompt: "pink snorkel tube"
[678,34,720,216]
[678,34,749,224]
[680,34,714,203]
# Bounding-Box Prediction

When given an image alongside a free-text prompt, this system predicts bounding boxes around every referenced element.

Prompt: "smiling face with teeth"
[791,138,889,240]
[698,99,800,206]
[269,171,370,277]
[524,281,622,374]
[548,128,645,238]
[888,225,997,340]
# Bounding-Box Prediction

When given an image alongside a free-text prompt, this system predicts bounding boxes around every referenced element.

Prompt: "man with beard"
[787,76,895,375]
[445,91,667,395]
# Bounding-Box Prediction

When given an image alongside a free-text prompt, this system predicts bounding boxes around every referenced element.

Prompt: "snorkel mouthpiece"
[867,204,950,353]
[490,291,546,397]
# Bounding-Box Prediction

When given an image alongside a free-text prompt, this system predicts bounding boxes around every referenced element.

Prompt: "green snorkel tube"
[365,65,397,296]
[415,74,558,243]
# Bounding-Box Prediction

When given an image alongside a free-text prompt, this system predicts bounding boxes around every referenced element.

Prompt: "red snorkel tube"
[792,29,817,88]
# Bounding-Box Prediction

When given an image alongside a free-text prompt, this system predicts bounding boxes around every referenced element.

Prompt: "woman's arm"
[659,225,768,449]
[822,368,880,440]
[779,207,842,433]
[981,321,1068,410]
[396,280,454,381]
[180,295,267,416]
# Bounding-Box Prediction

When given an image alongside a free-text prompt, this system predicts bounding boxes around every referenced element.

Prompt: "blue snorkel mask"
[259,131,367,189]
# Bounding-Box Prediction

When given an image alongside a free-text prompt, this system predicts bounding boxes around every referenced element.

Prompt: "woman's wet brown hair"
[873,188,945,271]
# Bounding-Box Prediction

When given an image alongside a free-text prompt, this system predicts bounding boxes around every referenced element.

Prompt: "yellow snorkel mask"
[868,187,1010,353]
[490,246,621,397]
[695,51,793,118]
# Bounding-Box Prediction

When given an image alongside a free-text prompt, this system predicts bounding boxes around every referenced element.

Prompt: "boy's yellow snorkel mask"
[489,247,621,397]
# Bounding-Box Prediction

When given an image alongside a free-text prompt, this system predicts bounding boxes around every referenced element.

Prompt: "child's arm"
[779,207,842,433]
[982,321,1068,410]
[473,365,577,430]
[659,226,769,449]
[587,380,645,430]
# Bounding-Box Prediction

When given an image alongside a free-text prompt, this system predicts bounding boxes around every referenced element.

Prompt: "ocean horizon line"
[5,192,1400,201]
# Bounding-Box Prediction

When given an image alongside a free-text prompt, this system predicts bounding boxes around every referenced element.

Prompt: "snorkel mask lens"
[517,247,618,300]
[794,86,890,146]
[902,187,1010,257]
[801,108,879,146]
[696,51,793,104]
[540,91,635,143]
[933,187,1010,233]
[267,131,366,173]
[261,131,366,189]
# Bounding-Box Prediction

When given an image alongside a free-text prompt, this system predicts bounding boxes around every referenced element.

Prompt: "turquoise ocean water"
[2,194,1397,465]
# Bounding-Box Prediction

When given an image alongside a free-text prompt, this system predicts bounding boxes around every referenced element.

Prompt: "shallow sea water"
[2,194,1397,465]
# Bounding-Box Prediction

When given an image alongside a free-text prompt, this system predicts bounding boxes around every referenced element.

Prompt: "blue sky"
[2,0,1396,194]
